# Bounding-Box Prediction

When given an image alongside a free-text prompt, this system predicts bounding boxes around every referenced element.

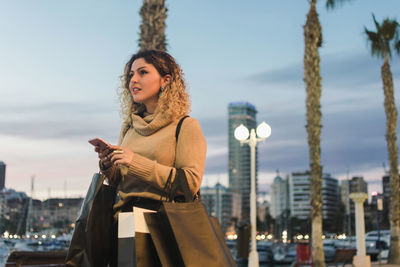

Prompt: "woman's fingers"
[98,148,113,158]
[110,148,134,166]
[110,153,124,163]
[96,145,133,167]
[109,145,123,151]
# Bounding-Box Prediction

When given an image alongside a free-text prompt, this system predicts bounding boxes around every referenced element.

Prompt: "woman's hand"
[108,145,134,167]
[96,146,114,169]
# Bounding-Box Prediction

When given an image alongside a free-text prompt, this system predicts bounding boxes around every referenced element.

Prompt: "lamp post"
[234,122,271,267]
[372,191,383,264]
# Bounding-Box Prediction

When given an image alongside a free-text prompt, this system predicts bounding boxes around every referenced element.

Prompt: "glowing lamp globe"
[256,122,271,139]
[234,124,249,141]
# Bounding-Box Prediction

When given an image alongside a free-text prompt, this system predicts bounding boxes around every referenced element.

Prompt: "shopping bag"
[144,212,185,267]
[118,207,161,267]
[144,169,236,267]
[66,173,116,267]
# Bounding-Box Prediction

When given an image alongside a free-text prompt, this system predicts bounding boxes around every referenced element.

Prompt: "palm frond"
[365,28,384,58]
[326,0,353,10]
[365,14,400,60]
[381,19,399,42]
[372,14,381,33]
[395,40,400,55]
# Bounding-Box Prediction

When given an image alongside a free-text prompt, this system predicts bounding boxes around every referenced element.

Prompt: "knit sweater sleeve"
[126,118,207,195]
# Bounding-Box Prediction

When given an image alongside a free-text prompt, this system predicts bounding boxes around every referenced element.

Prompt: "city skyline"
[0,1,399,199]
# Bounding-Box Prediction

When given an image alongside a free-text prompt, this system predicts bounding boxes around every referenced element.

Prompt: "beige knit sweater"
[102,111,207,211]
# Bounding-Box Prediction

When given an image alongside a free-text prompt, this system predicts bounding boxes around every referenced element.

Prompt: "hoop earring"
[159,86,165,97]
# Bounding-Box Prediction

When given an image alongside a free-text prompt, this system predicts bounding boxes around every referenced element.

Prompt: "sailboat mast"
[25,175,34,235]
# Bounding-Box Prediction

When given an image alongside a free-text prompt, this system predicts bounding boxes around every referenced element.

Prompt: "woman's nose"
[129,74,137,85]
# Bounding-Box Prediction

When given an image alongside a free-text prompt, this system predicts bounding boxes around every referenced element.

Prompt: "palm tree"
[365,15,400,264]
[303,1,352,266]
[138,0,168,51]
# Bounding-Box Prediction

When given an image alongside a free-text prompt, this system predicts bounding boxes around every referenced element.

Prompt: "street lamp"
[372,191,383,264]
[234,121,271,267]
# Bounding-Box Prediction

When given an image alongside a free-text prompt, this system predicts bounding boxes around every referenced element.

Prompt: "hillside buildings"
[0,188,82,234]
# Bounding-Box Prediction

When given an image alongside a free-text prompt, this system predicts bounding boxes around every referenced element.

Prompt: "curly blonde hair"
[118,50,191,122]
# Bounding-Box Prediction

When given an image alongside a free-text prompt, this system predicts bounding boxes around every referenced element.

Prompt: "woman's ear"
[161,74,172,87]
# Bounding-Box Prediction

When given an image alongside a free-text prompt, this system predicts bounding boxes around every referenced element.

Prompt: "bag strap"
[175,169,195,202]
[162,115,189,202]
[173,116,201,202]
[175,115,189,142]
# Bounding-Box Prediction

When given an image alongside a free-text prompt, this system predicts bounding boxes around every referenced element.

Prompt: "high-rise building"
[0,161,6,190]
[322,175,339,219]
[340,176,368,214]
[228,102,257,222]
[288,171,339,220]
[382,174,392,228]
[270,173,288,219]
[201,183,241,233]
[340,179,351,215]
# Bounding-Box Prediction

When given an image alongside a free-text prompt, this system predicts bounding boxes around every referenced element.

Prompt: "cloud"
[0,101,122,141]
[247,52,400,89]
[199,102,393,183]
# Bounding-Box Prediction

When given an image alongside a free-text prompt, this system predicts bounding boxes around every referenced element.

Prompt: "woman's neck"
[145,102,158,114]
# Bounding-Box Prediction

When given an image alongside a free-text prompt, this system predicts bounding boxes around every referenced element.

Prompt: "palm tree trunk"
[304,1,325,266]
[139,0,167,51]
[382,58,400,264]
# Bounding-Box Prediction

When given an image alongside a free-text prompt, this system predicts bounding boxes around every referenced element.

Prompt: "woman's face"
[129,58,169,112]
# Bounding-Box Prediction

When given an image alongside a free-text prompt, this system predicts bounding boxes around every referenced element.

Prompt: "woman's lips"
[132,87,141,94]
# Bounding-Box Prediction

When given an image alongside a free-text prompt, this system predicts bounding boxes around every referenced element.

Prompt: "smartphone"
[88,137,112,152]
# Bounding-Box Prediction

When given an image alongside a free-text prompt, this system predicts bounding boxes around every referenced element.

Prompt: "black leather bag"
[66,173,116,267]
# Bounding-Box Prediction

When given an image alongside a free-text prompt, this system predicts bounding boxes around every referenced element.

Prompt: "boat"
[256,241,273,263]
[0,239,10,266]
[273,243,296,264]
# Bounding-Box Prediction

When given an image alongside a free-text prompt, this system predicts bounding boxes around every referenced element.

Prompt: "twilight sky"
[0,0,399,199]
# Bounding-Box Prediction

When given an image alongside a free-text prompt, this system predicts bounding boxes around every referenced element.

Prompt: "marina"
[0,232,392,266]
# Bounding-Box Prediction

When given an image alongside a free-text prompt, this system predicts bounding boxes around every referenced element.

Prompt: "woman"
[96,50,207,265]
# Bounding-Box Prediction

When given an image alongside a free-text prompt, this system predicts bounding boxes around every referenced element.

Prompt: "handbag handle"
[175,115,189,141]
[162,115,194,203]
[169,169,195,203]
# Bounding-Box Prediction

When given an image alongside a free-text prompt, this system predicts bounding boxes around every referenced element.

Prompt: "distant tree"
[365,14,400,264]
[304,1,352,266]
[138,0,168,51]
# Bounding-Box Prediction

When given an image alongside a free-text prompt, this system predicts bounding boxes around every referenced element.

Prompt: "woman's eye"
[140,70,147,75]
